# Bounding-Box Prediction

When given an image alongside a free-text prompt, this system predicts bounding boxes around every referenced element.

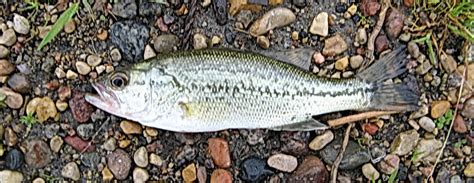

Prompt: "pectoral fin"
[270,117,329,131]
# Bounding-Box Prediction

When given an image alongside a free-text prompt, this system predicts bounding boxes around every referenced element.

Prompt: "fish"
[85,47,419,132]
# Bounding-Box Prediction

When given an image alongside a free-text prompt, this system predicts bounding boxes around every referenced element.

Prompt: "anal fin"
[270,117,329,131]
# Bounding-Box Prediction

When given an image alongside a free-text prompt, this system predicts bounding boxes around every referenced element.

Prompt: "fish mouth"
[85,82,120,113]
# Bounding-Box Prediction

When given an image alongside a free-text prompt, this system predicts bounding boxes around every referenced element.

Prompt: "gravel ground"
[0,0,473,182]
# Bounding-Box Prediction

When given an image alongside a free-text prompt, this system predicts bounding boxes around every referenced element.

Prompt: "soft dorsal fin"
[258,48,314,71]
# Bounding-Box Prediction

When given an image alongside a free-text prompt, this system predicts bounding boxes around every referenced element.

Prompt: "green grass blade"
[37,3,79,50]
[388,169,398,183]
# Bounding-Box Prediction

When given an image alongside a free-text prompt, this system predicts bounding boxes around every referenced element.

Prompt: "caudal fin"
[356,46,419,111]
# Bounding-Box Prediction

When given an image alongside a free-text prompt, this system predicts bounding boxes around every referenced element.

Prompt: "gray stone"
[154,34,179,53]
[112,0,137,18]
[418,117,435,132]
[110,21,149,62]
[390,129,419,156]
[320,139,370,170]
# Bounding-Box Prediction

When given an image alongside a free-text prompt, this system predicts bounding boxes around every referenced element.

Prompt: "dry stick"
[330,123,353,183]
[426,44,469,182]
[362,0,391,70]
[328,111,398,127]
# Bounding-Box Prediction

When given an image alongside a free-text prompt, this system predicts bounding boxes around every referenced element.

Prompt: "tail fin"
[356,46,419,111]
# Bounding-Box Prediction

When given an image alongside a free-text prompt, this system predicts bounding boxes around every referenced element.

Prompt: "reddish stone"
[453,115,467,134]
[208,138,231,168]
[360,0,381,16]
[69,91,94,123]
[385,9,405,40]
[58,86,71,101]
[25,140,52,168]
[155,17,168,32]
[210,169,232,183]
[288,156,329,183]
[45,79,60,90]
[64,135,95,152]
[362,123,379,135]
[404,0,414,7]
[375,35,389,53]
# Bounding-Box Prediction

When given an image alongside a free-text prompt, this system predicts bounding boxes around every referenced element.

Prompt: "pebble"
[107,149,132,180]
[13,14,30,34]
[66,70,78,80]
[64,135,95,152]
[110,48,122,61]
[378,154,400,174]
[4,127,18,146]
[408,41,420,58]
[335,56,349,70]
[292,0,306,8]
[102,138,116,151]
[133,167,149,183]
[120,120,143,134]
[347,4,357,16]
[323,34,348,56]
[210,169,232,183]
[362,123,379,135]
[390,129,419,156]
[213,0,228,25]
[404,0,414,7]
[134,146,149,168]
[313,52,325,64]
[6,149,24,169]
[139,0,162,16]
[0,29,17,46]
[112,0,137,18]
[288,156,329,182]
[36,97,57,122]
[375,35,389,53]
[415,138,442,163]
[309,12,329,37]
[465,163,474,177]
[50,135,63,153]
[416,61,432,75]
[55,101,68,112]
[7,73,30,94]
[32,178,45,183]
[309,130,334,151]
[350,55,364,69]
[69,92,94,123]
[257,36,270,49]
[461,97,474,118]
[77,123,94,140]
[431,100,450,118]
[362,163,380,180]
[399,32,411,42]
[385,9,404,40]
[64,19,76,33]
[208,137,231,168]
[25,140,52,168]
[0,170,24,183]
[76,61,91,75]
[37,26,51,39]
[144,45,156,60]
[61,162,80,181]
[249,7,296,37]
[440,54,457,73]
[463,146,471,155]
[102,166,114,181]
[360,0,380,16]
[202,0,211,7]
[154,34,179,53]
[58,86,71,101]
[197,166,207,183]
[267,153,298,172]
[86,55,102,67]
[241,157,273,182]
[355,28,367,46]
[211,36,221,46]
[183,163,197,182]
[0,45,9,58]
[0,59,15,76]
[320,139,370,170]
[193,33,208,50]
[418,116,435,132]
[453,115,467,133]
[110,21,149,61]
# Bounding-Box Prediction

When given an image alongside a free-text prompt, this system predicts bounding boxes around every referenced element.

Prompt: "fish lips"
[85,82,121,113]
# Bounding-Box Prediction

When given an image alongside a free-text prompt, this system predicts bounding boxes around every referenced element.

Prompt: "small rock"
[0,170,24,183]
[309,130,334,151]
[102,166,114,182]
[25,140,52,168]
[320,139,371,170]
[390,129,419,156]
[404,0,414,7]
[4,127,18,146]
[335,56,349,70]
[249,7,296,37]
[362,123,379,135]
[355,28,367,46]
[453,115,467,133]
[120,120,142,134]
[431,100,450,119]
[0,59,15,76]
[418,117,435,132]
[56,101,68,112]
[211,36,221,46]
[0,29,17,46]
[362,163,380,180]
[76,61,91,75]
[7,73,30,94]
[313,52,325,64]
[347,4,357,16]
[97,29,108,40]
[241,157,273,182]
[61,162,80,181]
[323,34,348,56]
[183,163,197,182]
[107,149,132,180]
[350,55,364,69]
[50,135,63,153]
[378,154,400,174]
[415,138,442,163]
[13,14,30,34]
[110,48,122,61]
[58,86,71,101]
[202,0,211,7]
[134,146,149,168]
[133,167,149,183]
[360,0,380,16]
[102,138,116,151]
[208,137,231,168]
[375,35,389,53]
[408,41,420,58]
[309,12,329,37]
[153,34,179,53]
[257,36,270,49]
[465,163,474,177]
[0,45,9,58]
[211,169,232,183]
[149,153,163,166]
[461,97,474,118]
[66,70,78,80]
[110,21,149,62]
[77,123,94,140]
[64,20,76,34]
[288,156,329,182]
[440,54,457,73]
[32,178,45,183]
[86,55,102,67]
[292,0,306,8]
[36,97,57,122]
[64,136,95,152]
[267,153,298,172]
[193,33,208,50]
[399,32,411,42]
[385,9,404,40]
[416,61,432,75]
[6,149,24,170]
[144,45,156,60]
[69,92,94,123]
[462,146,471,156]
[112,0,137,18]
[197,166,207,183]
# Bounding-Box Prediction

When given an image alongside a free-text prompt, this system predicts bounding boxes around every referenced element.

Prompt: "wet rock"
[0,29,17,46]
[134,146,149,168]
[153,34,179,53]
[69,92,94,123]
[211,169,232,183]
[193,33,208,50]
[309,12,328,37]
[107,149,132,180]
[64,136,95,152]
[0,45,9,58]
[390,129,419,156]
[0,59,15,76]
[431,100,450,118]
[462,97,474,118]
[322,34,348,56]
[267,153,298,172]
[378,154,400,174]
[112,0,137,18]
[61,162,80,181]
[6,149,24,169]
[4,127,18,146]
[360,0,380,16]
[13,14,30,34]
[183,163,197,182]
[110,21,149,62]
[440,54,457,73]
[139,0,162,16]
[320,139,370,170]
[0,170,24,183]
[350,55,364,69]
[241,157,273,182]
[50,135,63,153]
[309,130,334,151]
[249,7,296,37]
[385,9,404,40]
[120,120,142,134]
[465,163,474,177]
[453,115,467,133]
[418,116,435,132]
[362,163,380,180]
[208,137,231,168]
[288,156,329,182]
[144,45,156,60]
[375,35,389,53]
[257,36,270,49]
[7,73,29,94]
[415,138,442,163]
[25,140,52,168]
[133,167,149,183]
[213,0,228,25]
[77,123,94,140]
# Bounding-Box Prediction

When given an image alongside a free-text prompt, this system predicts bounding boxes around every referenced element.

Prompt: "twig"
[425,43,469,182]
[328,111,398,127]
[80,119,109,154]
[331,123,353,183]
[363,0,391,69]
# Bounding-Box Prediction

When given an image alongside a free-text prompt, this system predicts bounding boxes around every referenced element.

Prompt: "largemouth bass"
[85,47,418,132]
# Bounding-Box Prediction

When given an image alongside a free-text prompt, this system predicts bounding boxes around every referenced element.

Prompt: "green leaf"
[37,3,79,50]
[388,169,398,183]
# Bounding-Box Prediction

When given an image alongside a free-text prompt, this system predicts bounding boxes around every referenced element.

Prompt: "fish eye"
[109,72,128,90]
